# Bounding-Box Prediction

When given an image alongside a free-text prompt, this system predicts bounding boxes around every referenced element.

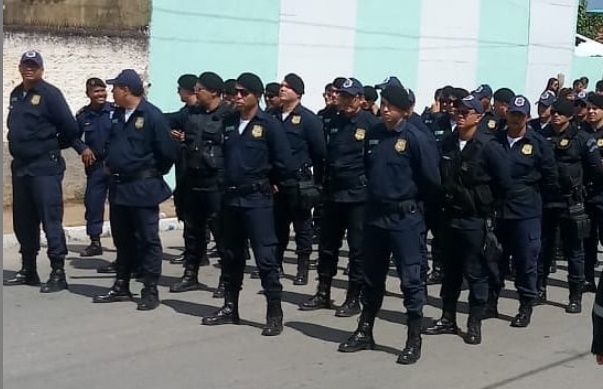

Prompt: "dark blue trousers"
[182,188,225,264]
[274,187,313,262]
[12,174,67,261]
[110,204,162,283]
[84,167,109,237]
[221,205,282,295]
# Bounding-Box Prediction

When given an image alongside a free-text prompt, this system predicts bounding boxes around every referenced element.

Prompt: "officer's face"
[455,109,481,130]
[336,91,361,114]
[494,101,508,117]
[550,110,571,127]
[380,98,407,127]
[506,111,528,132]
[574,102,587,119]
[19,61,43,83]
[194,83,212,106]
[537,104,551,120]
[323,88,335,106]
[587,103,603,124]
[279,82,298,103]
[87,86,107,105]
[264,93,280,110]
[111,86,127,106]
[234,85,258,111]
[178,87,195,103]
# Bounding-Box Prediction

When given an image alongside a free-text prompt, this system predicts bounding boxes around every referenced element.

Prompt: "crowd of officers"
[4,50,603,365]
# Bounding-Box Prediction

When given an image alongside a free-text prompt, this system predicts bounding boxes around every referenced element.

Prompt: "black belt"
[375,199,419,215]
[225,180,269,196]
[111,169,160,184]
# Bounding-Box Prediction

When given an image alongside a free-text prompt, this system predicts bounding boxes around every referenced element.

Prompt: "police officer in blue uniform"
[300,78,379,317]
[424,95,512,345]
[201,73,295,336]
[473,84,499,133]
[491,88,516,133]
[528,91,555,133]
[338,86,440,364]
[264,82,281,114]
[167,72,233,296]
[4,50,79,292]
[272,73,326,285]
[93,69,178,311]
[584,93,603,293]
[536,97,603,314]
[73,78,115,257]
[489,95,558,327]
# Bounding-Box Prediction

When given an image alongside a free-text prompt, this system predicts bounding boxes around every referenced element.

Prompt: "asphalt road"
[3,230,601,389]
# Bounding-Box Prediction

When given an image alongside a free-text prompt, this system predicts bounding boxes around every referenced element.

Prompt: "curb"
[3,217,184,250]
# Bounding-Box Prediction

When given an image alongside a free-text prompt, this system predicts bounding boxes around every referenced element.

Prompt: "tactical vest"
[553,126,583,194]
[182,108,226,178]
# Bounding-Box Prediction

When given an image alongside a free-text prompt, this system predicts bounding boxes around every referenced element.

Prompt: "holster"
[483,218,503,264]
[563,202,591,240]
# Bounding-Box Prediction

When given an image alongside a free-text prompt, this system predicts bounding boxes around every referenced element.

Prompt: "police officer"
[167,72,233,296]
[264,82,281,114]
[528,90,556,133]
[300,78,379,317]
[573,90,589,129]
[536,97,603,314]
[489,95,558,327]
[424,95,511,345]
[222,79,237,108]
[201,73,295,336]
[473,84,498,133]
[491,87,516,132]
[338,85,440,364]
[4,50,79,292]
[362,85,379,116]
[73,78,115,257]
[582,93,603,293]
[272,73,326,285]
[93,69,178,310]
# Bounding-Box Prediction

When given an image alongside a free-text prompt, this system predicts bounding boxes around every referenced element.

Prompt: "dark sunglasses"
[235,88,251,97]
[265,93,278,99]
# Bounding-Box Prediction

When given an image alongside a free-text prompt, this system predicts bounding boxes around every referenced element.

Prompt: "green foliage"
[578,0,603,40]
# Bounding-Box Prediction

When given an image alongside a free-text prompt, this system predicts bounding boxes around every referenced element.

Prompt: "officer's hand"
[81,148,96,167]
[171,130,185,142]
[597,355,603,365]
[431,101,440,113]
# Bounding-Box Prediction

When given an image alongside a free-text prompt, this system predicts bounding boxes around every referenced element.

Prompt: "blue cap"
[106,69,143,90]
[407,89,416,105]
[20,50,43,67]
[537,90,556,107]
[574,90,589,105]
[459,94,485,114]
[338,78,364,96]
[375,76,403,90]
[508,95,531,115]
[472,84,492,100]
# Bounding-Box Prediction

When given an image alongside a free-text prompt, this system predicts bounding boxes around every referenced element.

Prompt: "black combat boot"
[93,278,134,303]
[510,298,533,327]
[464,305,484,345]
[299,277,332,310]
[535,277,547,306]
[80,236,103,257]
[424,309,458,335]
[583,276,597,293]
[213,278,226,298]
[397,316,422,365]
[4,254,40,286]
[426,269,443,285]
[338,310,377,352]
[483,289,500,319]
[262,294,284,336]
[40,260,68,293]
[566,282,582,314]
[202,287,241,325]
[137,279,160,311]
[293,254,310,285]
[169,259,201,293]
[335,282,362,317]
[97,261,117,274]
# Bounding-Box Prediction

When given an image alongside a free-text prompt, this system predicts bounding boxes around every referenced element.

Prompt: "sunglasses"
[265,94,278,99]
[235,88,251,97]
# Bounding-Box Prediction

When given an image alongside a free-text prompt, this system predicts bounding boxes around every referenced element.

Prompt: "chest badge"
[30,94,41,105]
[558,138,569,148]
[291,115,301,125]
[355,128,366,141]
[134,117,145,130]
[251,125,263,138]
[395,138,407,153]
[597,138,603,148]
[487,119,496,129]
[521,144,533,155]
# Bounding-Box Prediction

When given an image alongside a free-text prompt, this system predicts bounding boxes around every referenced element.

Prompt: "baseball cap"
[375,76,403,90]
[458,94,485,114]
[507,95,531,115]
[338,78,363,96]
[537,90,556,107]
[20,50,44,67]
[106,69,143,90]
[574,90,589,105]
[472,84,493,100]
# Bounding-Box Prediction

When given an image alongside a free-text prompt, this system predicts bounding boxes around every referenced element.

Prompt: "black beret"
[177,74,197,91]
[197,71,224,93]
[587,92,603,109]
[333,77,346,89]
[380,86,411,110]
[452,87,469,100]
[552,97,574,117]
[265,82,281,96]
[493,88,515,103]
[224,79,237,95]
[236,72,264,96]
[363,86,378,102]
[284,73,304,95]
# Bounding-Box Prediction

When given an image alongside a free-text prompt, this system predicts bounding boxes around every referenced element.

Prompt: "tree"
[577,0,603,41]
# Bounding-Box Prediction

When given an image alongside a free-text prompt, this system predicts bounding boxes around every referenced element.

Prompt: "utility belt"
[110,168,160,184]
[225,179,270,196]
[374,199,420,215]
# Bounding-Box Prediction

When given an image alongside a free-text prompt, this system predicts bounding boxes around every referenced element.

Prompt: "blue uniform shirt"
[74,102,115,161]
[324,110,380,203]
[494,128,558,219]
[7,79,79,176]
[222,109,296,208]
[105,99,178,207]
[364,120,441,230]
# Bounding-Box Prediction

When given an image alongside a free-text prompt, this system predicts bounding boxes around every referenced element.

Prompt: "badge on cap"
[252,125,263,138]
[343,79,353,88]
[559,138,569,148]
[354,128,366,141]
[291,115,301,125]
[395,138,407,153]
[597,138,603,148]
[134,117,144,129]
[521,144,533,155]
[487,120,496,129]
[30,94,41,105]
[476,85,484,93]
[514,97,526,106]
